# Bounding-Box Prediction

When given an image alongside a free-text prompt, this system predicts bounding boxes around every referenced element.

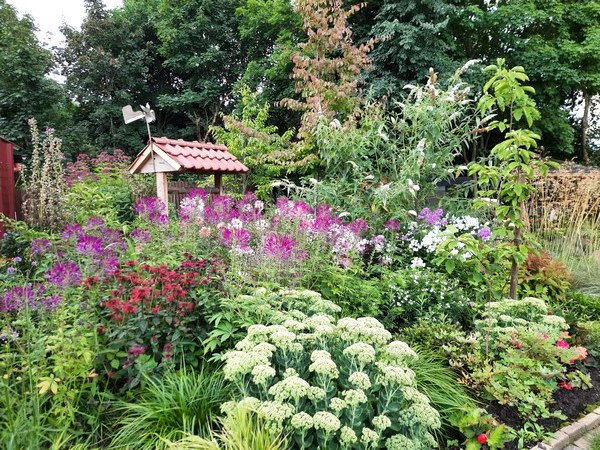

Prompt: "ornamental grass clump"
[222,316,440,449]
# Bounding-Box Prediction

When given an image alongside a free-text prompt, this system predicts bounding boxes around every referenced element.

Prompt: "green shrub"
[204,288,341,358]
[310,265,382,318]
[406,346,477,441]
[110,367,231,450]
[578,321,600,357]
[222,315,441,449]
[472,298,589,421]
[381,268,474,331]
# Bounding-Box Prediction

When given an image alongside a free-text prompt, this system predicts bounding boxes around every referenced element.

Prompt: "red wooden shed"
[0,137,17,238]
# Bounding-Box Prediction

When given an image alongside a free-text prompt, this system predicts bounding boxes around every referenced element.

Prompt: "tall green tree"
[369,0,463,97]
[154,0,246,141]
[58,0,183,156]
[0,0,65,148]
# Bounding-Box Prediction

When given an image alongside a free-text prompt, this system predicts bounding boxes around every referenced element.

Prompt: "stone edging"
[531,407,600,450]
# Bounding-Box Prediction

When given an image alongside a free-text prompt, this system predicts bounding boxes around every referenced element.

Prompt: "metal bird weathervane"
[122,103,156,142]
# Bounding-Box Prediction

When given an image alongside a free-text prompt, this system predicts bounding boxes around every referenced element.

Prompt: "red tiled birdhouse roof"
[129,137,249,174]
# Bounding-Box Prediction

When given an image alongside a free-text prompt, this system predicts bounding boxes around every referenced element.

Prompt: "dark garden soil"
[486,363,600,449]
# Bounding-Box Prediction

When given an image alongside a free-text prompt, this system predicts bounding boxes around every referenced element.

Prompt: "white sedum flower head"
[340,426,358,444]
[290,412,313,430]
[343,342,377,365]
[373,414,392,431]
[348,371,372,390]
[251,364,276,385]
[309,357,339,379]
[313,411,341,434]
[361,427,379,444]
[268,376,311,403]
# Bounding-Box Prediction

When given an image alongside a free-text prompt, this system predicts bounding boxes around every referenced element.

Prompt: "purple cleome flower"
[46,262,81,288]
[477,227,492,241]
[263,232,301,261]
[0,285,61,313]
[135,197,169,225]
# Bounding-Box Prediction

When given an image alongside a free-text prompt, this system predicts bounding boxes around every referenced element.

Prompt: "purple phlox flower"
[61,223,84,241]
[275,198,314,220]
[370,234,386,252]
[76,235,104,257]
[350,219,369,236]
[417,208,447,227]
[385,219,400,231]
[188,188,208,200]
[12,256,22,263]
[6,267,16,275]
[263,232,300,261]
[99,228,127,253]
[477,227,492,241]
[203,195,238,224]
[329,224,367,255]
[46,262,81,288]
[130,228,151,243]
[86,216,105,228]
[135,197,169,225]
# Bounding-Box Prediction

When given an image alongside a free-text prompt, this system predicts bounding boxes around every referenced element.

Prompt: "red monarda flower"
[477,433,488,444]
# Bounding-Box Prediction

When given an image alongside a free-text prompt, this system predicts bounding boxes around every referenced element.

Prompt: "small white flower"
[410,257,426,269]
[348,371,372,390]
[290,412,313,430]
[407,179,420,195]
[340,426,358,444]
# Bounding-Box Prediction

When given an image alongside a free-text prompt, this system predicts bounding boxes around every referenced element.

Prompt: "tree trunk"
[509,226,522,299]
[582,92,591,165]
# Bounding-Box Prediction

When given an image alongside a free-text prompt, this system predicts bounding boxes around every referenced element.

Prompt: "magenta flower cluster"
[32,217,128,288]
[0,285,62,313]
[176,191,381,266]
[135,197,169,225]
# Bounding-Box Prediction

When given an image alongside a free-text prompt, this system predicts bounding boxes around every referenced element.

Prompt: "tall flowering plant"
[30,217,128,288]
[92,255,226,389]
[222,316,440,449]
[168,191,385,287]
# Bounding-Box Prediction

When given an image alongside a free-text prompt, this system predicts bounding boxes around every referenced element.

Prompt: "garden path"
[533,407,600,450]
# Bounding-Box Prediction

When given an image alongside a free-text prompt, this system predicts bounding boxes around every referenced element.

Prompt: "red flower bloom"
[128,345,145,357]
[559,381,573,390]
[556,339,570,349]
[477,433,488,444]
[512,341,523,349]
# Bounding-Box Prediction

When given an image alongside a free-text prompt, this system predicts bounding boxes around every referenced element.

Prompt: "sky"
[8,0,123,48]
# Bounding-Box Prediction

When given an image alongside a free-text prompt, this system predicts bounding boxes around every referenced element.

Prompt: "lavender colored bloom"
[135,197,169,225]
[477,227,492,241]
[417,208,447,227]
[350,219,369,236]
[86,216,105,228]
[370,235,386,252]
[30,238,51,256]
[263,232,299,261]
[46,262,81,287]
[61,223,84,241]
[6,267,16,275]
[130,228,151,243]
[385,219,400,231]
[76,235,104,257]
[101,256,119,276]
[12,256,22,263]
[179,195,206,223]
[222,226,252,253]
[0,285,44,312]
[40,295,62,311]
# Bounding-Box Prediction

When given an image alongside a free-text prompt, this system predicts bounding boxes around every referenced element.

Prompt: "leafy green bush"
[381,268,474,331]
[222,316,440,449]
[204,288,341,358]
[110,368,231,450]
[472,298,589,421]
[311,265,382,318]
